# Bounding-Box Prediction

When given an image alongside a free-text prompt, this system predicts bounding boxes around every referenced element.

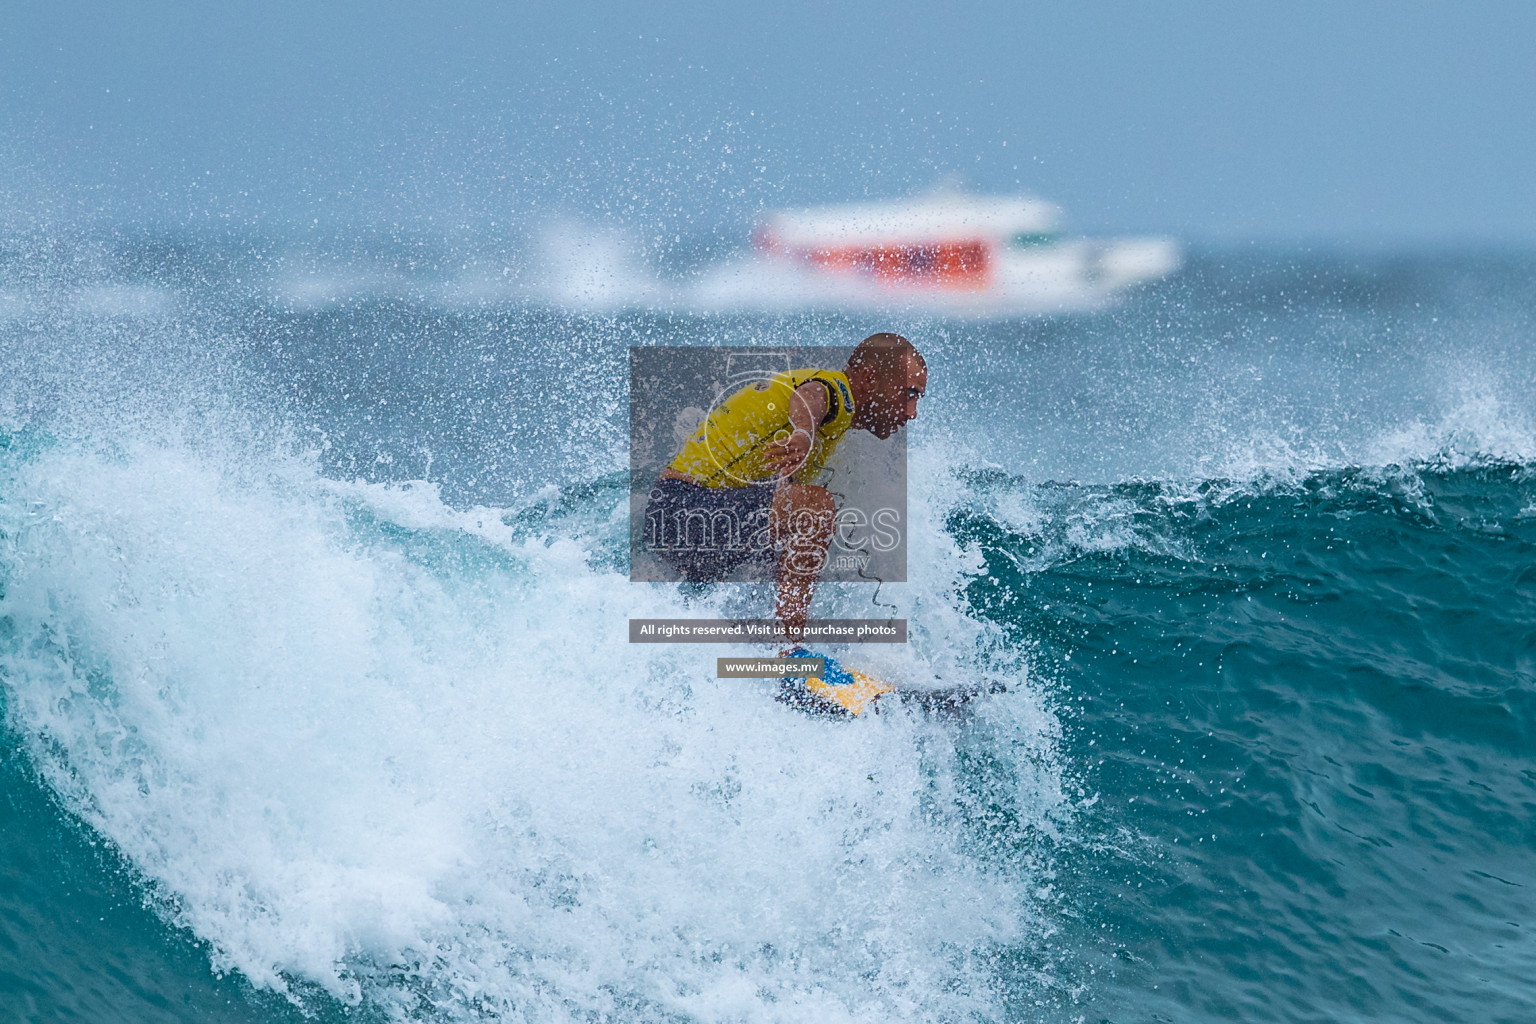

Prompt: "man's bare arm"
[763,381,830,476]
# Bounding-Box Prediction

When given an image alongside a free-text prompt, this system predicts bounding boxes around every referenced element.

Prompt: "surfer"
[645,333,926,640]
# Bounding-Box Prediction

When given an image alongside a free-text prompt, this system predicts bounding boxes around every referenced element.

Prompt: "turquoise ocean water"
[2,234,1534,1021]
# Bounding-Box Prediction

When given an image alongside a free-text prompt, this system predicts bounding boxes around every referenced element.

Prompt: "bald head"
[847,332,925,378]
[845,333,927,439]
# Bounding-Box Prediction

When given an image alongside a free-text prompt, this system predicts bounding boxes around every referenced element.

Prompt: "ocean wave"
[0,431,1066,1023]
[945,442,1536,1023]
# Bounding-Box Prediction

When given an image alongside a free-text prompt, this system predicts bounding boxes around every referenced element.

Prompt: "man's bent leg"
[771,483,836,641]
[646,479,774,582]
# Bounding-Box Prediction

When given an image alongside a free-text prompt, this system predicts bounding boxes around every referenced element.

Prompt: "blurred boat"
[730,190,1180,314]
[534,190,1180,316]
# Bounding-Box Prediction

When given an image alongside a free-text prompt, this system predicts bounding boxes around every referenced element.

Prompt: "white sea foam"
[0,434,1066,1022]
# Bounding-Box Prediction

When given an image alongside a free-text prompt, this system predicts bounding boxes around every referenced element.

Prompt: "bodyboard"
[775,648,1006,718]
[775,647,896,716]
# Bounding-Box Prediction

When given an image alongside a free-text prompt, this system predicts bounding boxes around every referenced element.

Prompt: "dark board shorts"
[644,478,777,582]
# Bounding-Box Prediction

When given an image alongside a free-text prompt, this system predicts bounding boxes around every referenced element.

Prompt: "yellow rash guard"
[668,369,855,487]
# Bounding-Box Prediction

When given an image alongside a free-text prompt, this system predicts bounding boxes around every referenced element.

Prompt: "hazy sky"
[4,1,1533,243]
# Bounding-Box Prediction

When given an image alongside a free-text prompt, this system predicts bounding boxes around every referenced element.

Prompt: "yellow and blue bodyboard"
[777,647,897,717]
